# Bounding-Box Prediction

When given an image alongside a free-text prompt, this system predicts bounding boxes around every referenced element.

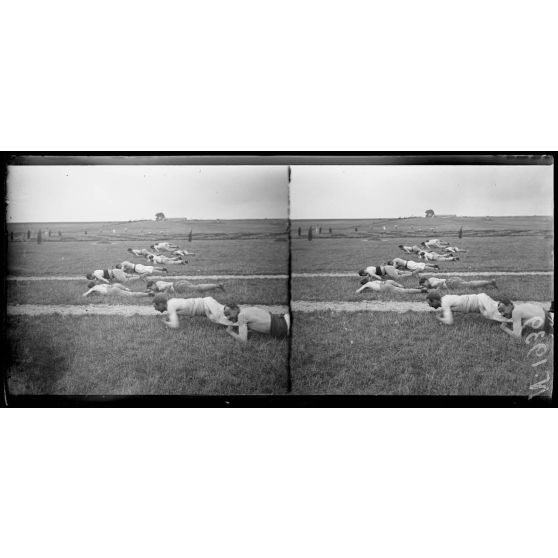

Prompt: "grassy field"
[7,315,288,395]
[290,311,553,395]
[291,236,552,273]
[291,216,553,273]
[7,278,289,306]
[8,238,289,276]
[292,275,554,303]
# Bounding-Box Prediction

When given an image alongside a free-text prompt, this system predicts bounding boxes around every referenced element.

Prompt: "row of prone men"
[399,238,465,261]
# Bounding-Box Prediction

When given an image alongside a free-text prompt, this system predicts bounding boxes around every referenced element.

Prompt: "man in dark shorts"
[223,303,290,342]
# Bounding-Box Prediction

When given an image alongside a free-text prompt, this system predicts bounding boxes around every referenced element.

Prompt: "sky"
[7,165,288,222]
[290,165,554,219]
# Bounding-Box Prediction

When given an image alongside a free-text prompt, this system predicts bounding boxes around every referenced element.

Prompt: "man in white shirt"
[147,254,187,265]
[418,250,459,262]
[118,261,167,278]
[83,282,151,297]
[223,304,290,342]
[443,246,468,254]
[419,277,498,290]
[426,291,510,325]
[150,242,180,253]
[497,298,553,339]
[86,268,130,284]
[146,280,226,295]
[358,264,413,281]
[421,239,450,250]
[389,257,439,275]
[152,294,232,329]
[398,244,422,254]
[127,248,154,257]
[356,278,426,295]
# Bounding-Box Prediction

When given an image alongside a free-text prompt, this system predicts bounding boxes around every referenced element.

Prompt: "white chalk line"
[7,300,550,316]
[7,271,552,281]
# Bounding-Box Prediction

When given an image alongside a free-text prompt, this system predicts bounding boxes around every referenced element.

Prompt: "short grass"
[7,278,289,306]
[290,311,554,395]
[291,275,554,303]
[291,235,553,273]
[8,238,289,276]
[7,315,289,395]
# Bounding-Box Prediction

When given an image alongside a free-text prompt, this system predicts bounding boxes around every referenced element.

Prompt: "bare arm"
[162,308,180,329]
[356,283,372,293]
[82,287,97,297]
[226,324,248,342]
[436,304,454,325]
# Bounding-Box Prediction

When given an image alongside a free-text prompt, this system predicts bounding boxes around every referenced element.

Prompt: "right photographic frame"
[288,155,554,399]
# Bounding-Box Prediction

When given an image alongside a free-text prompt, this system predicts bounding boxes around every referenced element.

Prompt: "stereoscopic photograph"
[3,154,554,401]
[6,159,290,396]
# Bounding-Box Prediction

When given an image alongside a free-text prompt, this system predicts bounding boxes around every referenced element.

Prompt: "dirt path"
[7,271,551,281]
[8,300,549,316]
[7,304,289,317]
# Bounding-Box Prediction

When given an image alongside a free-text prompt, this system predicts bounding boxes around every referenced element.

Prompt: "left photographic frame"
[4,156,290,400]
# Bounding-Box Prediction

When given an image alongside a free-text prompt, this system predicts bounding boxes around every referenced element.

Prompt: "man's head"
[86,273,94,280]
[150,245,155,249]
[498,298,514,319]
[420,242,426,247]
[386,260,393,266]
[426,290,442,309]
[223,303,240,322]
[127,248,133,253]
[146,280,155,289]
[357,269,368,277]
[398,244,404,249]
[152,294,168,313]
[87,281,96,289]
[418,277,427,286]
[360,277,371,286]
[115,264,122,269]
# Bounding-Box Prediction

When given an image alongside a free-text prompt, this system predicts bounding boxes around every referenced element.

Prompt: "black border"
[2,152,555,407]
